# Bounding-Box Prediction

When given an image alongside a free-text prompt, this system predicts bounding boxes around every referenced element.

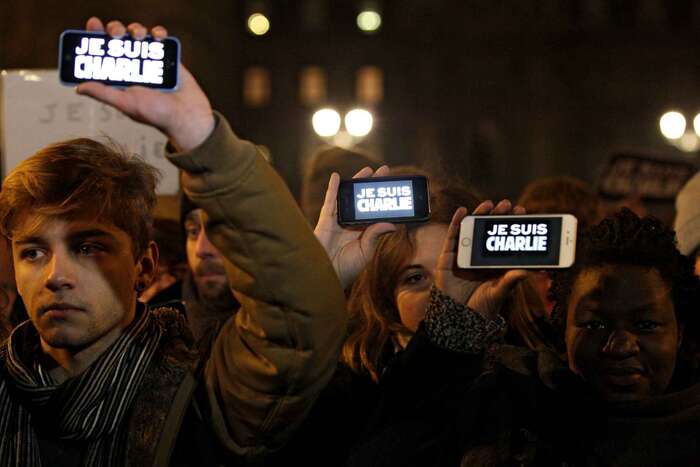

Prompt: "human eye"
[76,243,104,256]
[405,272,426,284]
[19,248,45,262]
[185,224,200,239]
[581,320,606,331]
[635,320,661,331]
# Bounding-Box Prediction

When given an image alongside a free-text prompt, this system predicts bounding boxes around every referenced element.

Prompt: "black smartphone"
[58,30,180,91]
[457,214,577,268]
[337,175,431,226]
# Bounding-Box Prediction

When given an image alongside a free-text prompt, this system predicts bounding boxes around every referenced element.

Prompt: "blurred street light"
[248,13,270,35]
[357,10,381,32]
[345,109,374,137]
[693,113,700,138]
[659,111,686,140]
[312,108,341,137]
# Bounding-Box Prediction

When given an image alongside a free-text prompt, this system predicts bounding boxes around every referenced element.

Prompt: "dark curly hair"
[550,208,700,345]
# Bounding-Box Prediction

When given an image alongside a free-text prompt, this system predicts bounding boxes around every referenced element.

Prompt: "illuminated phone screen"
[337,175,430,225]
[352,179,416,220]
[470,217,562,266]
[58,30,180,90]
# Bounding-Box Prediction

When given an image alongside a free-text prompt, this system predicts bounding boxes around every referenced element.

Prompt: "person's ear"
[135,241,159,290]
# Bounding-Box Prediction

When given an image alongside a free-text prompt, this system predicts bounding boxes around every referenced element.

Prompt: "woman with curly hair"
[349,208,700,466]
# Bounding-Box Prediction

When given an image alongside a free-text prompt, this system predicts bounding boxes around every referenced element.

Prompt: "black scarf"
[0,306,162,467]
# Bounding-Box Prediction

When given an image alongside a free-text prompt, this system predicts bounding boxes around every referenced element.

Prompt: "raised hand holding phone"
[435,200,528,321]
[75,17,214,152]
[314,166,397,290]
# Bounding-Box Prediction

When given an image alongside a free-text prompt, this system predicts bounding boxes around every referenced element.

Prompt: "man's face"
[184,209,229,301]
[566,264,681,402]
[12,214,151,351]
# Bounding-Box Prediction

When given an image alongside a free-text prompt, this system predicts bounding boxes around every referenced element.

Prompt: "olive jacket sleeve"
[167,113,347,458]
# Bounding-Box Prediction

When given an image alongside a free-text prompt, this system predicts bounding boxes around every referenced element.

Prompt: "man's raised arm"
[78,17,347,458]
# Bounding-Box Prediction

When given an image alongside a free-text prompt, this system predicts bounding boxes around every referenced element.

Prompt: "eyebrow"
[399,264,424,274]
[14,228,117,245]
[185,210,203,224]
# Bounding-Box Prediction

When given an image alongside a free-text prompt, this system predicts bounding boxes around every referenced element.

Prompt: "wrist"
[168,111,215,152]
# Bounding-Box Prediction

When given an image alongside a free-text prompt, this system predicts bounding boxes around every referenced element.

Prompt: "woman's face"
[394,223,448,332]
[565,264,681,401]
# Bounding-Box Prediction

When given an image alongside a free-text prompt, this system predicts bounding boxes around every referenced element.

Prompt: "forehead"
[569,264,674,315]
[12,213,130,246]
[184,208,204,225]
[409,223,447,266]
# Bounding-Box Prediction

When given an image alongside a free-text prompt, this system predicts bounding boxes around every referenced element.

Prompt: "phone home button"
[461,237,472,247]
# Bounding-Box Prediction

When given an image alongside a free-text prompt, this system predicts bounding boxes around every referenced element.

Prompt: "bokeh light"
[345,109,374,137]
[248,13,270,36]
[659,111,686,140]
[357,10,382,32]
[312,108,342,137]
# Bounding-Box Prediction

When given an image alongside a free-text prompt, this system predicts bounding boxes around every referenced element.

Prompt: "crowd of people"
[0,16,699,467]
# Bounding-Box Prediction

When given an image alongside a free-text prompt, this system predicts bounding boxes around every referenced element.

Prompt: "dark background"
[2,0,700,201]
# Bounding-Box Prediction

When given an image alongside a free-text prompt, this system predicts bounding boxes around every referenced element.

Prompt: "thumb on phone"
[359,222,397,257]
[467,269,528,320]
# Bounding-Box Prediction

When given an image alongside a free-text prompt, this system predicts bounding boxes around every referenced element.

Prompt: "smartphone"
[58,30,180,91]
[457,214,577,268]
[337,175,431,226]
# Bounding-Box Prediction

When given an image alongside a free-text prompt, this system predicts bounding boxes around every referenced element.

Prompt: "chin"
[597,386,650,403]
[196,277,228,298]
[38,325,92,350]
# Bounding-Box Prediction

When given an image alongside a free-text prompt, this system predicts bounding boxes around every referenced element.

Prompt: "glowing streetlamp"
[312,108,341,137]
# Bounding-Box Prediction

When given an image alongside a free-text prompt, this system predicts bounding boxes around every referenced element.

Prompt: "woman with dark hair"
[340,173,481,381]
[349,208,700,466]
[269,166,481,466]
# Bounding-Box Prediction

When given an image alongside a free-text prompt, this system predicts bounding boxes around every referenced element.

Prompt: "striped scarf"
[0,306,162,467]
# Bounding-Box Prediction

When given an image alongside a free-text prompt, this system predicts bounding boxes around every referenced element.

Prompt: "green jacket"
[166,112,347,459]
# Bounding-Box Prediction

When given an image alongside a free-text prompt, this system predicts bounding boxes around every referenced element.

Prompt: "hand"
[75,17,215,152]
[314,166,397,289]
[435,199,528,321]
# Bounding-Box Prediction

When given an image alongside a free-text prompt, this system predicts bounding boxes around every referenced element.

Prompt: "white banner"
[0,69,178,194]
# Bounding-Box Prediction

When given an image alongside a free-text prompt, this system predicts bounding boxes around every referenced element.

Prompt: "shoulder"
[148,305,200,368]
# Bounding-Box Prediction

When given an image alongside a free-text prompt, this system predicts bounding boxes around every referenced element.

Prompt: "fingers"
[86,17,105,32]
[319,172,340,219]
[127,22,148,40]
[106,20,127,37]
[151,26,168,40]
[352,166,373,179]
[374,165,390,177]
[352,164,389,180]
[472,200,494,216]
[513,204,527,215]
[490,199,512,215]
[95,19,167,39]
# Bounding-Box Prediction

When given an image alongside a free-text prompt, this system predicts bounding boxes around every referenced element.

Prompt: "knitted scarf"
[0,307,162,467]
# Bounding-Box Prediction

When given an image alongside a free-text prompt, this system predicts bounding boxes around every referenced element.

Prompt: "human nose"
[194,228,218,259]
[45,250,76,291]
[601,328,640,358]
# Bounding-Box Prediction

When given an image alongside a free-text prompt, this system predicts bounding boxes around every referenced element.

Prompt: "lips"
[38,302,85,317]
[600,366,645,387]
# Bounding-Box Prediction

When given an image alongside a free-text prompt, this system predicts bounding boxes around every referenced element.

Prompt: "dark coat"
[348,325,700,467]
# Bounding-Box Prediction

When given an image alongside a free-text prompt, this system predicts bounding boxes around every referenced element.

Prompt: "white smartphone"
[457,214,577,269]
